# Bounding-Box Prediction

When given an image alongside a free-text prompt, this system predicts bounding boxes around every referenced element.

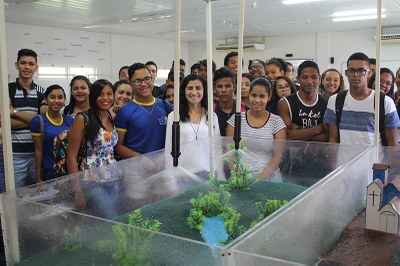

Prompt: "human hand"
[74,189,86,211]
[290,122,301,130]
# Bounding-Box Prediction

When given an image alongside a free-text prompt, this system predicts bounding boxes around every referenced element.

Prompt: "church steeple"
[372,163,390,185]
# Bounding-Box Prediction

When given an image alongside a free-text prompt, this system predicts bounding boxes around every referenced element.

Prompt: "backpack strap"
[335,90,387,145]
[77,111,89,168]
[335,90,348,143]
[8,82,17,106]
[38,114,44,145]
[161,98,173,114]
[378,92,386,145]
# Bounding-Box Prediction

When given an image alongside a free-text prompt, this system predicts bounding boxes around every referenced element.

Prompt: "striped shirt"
[227,111,286,171]
[324,91,400,145]
[227,111,286,141]
[10,79,45,153]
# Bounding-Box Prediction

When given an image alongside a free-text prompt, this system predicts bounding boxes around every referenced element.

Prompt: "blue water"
[200,216,229,246]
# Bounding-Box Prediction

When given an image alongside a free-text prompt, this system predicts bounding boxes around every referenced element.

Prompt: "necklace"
[138,103,155,117]
[134,97,156,117]
[189,110,203,140]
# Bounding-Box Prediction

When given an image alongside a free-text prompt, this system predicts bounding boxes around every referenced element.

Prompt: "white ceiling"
[4,0,400,42]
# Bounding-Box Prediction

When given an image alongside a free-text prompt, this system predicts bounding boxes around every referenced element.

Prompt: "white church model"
[366,163,400,234]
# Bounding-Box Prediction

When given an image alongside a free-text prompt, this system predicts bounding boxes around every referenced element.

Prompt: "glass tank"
[0,137,371,265]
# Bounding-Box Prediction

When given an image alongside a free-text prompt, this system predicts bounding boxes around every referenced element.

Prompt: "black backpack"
[335,90,386,145]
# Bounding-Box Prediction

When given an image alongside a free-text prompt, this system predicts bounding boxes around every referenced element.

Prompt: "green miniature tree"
[250,199,289,227]
[187,188,231,230]
[221,206,246,242]
[187,178,246,244]
[223,141,259,191]
[187,209,205,230]
[98,209,161,266]
[61,226,82,252]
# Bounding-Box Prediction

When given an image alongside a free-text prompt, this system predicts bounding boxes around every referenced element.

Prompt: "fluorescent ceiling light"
[159,29,195,36]
[131,13,174,23]
[262,18,311,27]
[283,0,322,5]
[332,14,386,22]
[84,19,123,29]
[332,8,384,17]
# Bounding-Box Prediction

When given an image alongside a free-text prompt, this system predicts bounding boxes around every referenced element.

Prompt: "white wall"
[5,23,189,89]
[6,22,400,87]
[188,29,400,76]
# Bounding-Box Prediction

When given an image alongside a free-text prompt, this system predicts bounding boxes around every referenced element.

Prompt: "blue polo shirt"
[30,113,73,170]
[114,98,172,155]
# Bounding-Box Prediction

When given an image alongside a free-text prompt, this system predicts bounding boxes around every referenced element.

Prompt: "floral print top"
[83,127,118,171]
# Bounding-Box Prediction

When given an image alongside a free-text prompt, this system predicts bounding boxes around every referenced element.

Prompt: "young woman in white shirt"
[165,74,220,176]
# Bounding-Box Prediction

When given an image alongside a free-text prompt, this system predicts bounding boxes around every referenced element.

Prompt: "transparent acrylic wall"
[231,144,377,264]
[0,138,369,265]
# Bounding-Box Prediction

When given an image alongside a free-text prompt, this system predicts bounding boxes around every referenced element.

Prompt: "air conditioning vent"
[216,43,265,51]
[381,34,400,43]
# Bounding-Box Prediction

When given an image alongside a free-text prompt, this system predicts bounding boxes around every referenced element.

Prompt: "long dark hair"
[267,76,296,114]
[64,75,91,115]
[179,74,208,122]
[85,79,114,147]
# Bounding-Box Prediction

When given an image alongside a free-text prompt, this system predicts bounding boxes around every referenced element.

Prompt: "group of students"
[3,48,400,194]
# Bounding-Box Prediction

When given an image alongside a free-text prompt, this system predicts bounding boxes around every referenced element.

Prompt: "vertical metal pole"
[374,0,382,149]
[233,0,245,150]
[236,0,245,112]
[173,0,181,123]
[0,0,20,262]
[206,0,214,137]
[171,0,181,166]
[0,0,15,193]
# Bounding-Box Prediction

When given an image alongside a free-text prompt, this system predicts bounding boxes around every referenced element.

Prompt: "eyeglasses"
[250,65,264,71]
[131,76,152,86]
[346,68,368,76]
[380,79,392,87]
[276,84,291,92]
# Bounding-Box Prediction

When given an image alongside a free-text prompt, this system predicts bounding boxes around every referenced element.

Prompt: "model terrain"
[320,163,400,265]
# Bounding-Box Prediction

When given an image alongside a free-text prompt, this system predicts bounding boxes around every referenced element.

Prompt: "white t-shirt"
[165,111,221,174]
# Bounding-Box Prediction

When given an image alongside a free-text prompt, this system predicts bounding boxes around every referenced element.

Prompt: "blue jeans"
[83,181,120,219]
[13,153,35,189]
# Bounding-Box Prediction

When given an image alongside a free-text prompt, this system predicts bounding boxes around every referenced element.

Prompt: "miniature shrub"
[223,141,259,191]
[221,207,246,242]
[187,179,246,243]
[250,199,288,227]
[187,209,206,230]
[61,226,82,252]
[98,209,161,266]
[190,190,231,217]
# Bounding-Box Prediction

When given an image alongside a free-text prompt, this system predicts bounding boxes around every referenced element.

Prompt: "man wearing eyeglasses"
[324,52,399,146]
[114,63,173,158]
